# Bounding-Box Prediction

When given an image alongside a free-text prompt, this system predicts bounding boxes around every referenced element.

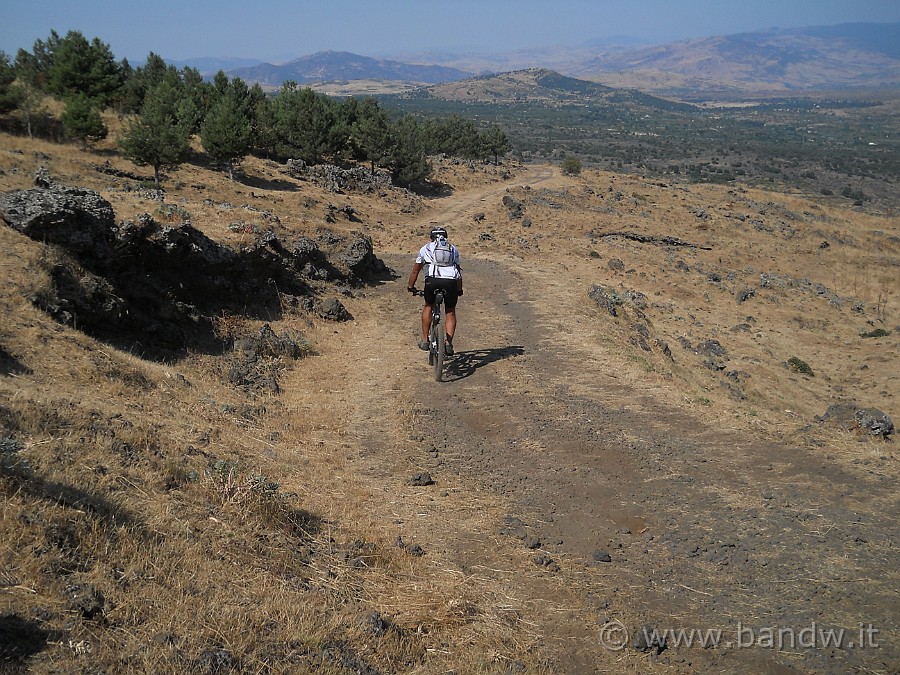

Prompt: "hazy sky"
[3,0,899,63]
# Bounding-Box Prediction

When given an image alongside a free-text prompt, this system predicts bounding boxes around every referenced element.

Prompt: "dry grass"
[0,129,557,673]
[0,120,897,673]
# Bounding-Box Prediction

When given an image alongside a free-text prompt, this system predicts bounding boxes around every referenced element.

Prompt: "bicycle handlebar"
[410,288,448,297]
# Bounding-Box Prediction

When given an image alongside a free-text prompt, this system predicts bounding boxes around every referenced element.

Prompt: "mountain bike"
[412,288,447,381]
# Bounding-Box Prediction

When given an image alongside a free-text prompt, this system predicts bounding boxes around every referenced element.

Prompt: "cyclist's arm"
[408,261,424,290]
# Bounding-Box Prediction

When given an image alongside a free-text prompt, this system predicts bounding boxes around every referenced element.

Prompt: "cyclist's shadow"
[443,346,525,381]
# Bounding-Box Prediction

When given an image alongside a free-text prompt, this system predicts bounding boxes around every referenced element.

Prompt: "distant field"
[382,91,900,210]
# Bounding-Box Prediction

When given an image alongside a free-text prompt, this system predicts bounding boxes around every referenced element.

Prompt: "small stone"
[410,472,434,486]
[592,550,612,563]
[632,624,667,654]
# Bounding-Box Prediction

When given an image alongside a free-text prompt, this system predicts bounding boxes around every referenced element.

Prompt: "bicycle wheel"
[433,314,444,381]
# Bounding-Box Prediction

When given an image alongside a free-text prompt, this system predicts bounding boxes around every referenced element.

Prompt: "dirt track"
[283,174,899,674]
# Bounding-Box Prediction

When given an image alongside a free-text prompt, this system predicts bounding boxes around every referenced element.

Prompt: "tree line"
[0,30,511,188]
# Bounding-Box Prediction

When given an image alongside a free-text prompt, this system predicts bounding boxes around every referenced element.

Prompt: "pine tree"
[480,125,511,165]
[351,97,394,175]
[29,30,61,89]
[273,83,338,164]
[61,93,108,146]
[119,52,178,114]
[0,51,16,115]
[118,80,192,187]
[389,116,432,187]
[200,77,253,179]
[46,31,123,105]
[181,66,212,132]
[249,85,277,159]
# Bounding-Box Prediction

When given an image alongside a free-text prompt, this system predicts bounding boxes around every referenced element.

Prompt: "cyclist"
[407,226,463,356]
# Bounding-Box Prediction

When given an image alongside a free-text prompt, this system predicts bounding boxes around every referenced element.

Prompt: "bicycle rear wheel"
[433,317,444,381]
[433,294,445,381]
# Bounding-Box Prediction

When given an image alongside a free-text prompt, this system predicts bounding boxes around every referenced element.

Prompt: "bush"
[561,156,582,176]
[786,356,814,376]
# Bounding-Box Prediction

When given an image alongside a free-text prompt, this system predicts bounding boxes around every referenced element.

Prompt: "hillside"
[160,23,900,98]
[400,67,695,112]
[387,22,900,96]
[574,23,900,93]
[0,127,898,673]
[225,50,473,89]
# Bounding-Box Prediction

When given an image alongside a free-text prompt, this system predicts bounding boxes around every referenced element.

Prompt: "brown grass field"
[0,111,897,674]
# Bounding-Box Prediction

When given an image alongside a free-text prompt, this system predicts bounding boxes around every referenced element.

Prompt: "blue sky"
[3,0,899,63]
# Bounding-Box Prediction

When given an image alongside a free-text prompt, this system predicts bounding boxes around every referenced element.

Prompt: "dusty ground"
[281,167,899,674]
[0,129,897,673]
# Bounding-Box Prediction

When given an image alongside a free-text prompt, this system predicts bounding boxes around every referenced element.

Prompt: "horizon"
[3,0,900,65]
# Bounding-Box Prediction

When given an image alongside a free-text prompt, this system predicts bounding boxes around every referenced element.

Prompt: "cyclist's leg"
[440,279,459,343]
[421,277,437,345]
[420,303,432,343]
[445,308,456,341]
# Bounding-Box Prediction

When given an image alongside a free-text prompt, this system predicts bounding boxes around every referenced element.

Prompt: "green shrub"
[786,357,814,376]
[561,156,582,176]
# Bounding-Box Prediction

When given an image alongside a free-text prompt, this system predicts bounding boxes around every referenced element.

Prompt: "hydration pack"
[432,236,454,267]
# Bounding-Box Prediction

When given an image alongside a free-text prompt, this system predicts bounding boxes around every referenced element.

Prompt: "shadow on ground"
[444,346,525,381]
[0,614,60,668]
[238,173,299,192]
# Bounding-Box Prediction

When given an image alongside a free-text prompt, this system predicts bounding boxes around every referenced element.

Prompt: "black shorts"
[424,277,459,310]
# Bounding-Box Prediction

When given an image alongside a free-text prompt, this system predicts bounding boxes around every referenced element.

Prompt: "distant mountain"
[571,22,900,93]
[168,57,263,76]
[403,68,696,112]
[778,22,900,59]
[172,22,900,96]
[387,23,900,95]
[225,51,473,87]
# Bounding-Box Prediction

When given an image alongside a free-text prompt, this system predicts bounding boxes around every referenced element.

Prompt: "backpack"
[432,236,454,267]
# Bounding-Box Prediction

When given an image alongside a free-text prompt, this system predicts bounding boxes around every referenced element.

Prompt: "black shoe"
[444,340,454,356]
[418,341,429,351]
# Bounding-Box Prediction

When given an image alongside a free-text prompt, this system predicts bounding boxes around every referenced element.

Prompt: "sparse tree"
[249,85,277,158]
[561,156,582,176]
[0,51,16,114]
[389,115,431,187]
[200,76,253,179]
[13,49,47,138]
[212,70,229,97]
[181,66,213,131]
[29,30,61,89]
[46,31,123,105]
[351,97,394,174]
[119,52,179,114]
[118,80,193,187]
[480,125,511,165]
[61,93,108,146]
[273,83,339,164]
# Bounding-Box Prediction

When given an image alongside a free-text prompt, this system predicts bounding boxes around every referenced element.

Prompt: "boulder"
[0,169,115,259]
[817,403,893,439]
[316,298,352,322]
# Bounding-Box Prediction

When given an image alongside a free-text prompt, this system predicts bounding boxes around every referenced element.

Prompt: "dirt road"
[284,173,898,674]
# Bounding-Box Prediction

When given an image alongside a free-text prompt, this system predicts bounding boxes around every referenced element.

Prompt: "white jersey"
[417,240,461,280]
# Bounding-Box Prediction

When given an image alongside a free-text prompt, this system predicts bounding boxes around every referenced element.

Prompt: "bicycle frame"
[428,290,445,380]
[412,287,446,381]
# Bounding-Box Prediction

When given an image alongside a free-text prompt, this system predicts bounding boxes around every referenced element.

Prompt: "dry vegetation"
[0,110,897,673]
